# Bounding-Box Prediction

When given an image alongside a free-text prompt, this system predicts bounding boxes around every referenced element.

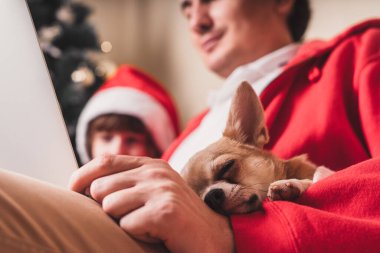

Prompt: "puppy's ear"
[223,82,269,148]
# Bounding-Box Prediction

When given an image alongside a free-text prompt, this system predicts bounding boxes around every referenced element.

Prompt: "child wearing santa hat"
[75,65,179,165]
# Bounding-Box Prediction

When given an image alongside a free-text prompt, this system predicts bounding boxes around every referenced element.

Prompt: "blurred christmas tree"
[27,0,115,162]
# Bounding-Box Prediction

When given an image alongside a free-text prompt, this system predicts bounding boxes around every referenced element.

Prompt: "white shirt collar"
[208,43,300,106]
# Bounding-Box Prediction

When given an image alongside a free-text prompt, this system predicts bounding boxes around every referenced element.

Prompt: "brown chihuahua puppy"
[182,82,332,215]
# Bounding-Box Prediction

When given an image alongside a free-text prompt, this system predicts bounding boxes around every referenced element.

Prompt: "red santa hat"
[76,65,179,164]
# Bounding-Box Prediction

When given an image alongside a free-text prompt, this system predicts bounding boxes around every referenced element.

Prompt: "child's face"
[91,130,151,158]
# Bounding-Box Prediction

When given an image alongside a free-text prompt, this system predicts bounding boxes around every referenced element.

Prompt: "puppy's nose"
[204,188,226,215]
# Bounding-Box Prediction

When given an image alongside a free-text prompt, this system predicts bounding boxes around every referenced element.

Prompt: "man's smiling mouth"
[201,32,223,53]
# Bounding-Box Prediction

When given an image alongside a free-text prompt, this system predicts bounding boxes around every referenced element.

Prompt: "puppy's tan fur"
[182,82,318,215]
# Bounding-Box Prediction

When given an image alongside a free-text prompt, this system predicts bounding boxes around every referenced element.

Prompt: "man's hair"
[86,113,161,158]
[288,0,311,42]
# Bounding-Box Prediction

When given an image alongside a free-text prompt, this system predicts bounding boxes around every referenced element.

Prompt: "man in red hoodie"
[68,0,380,251]
[71,0,380,252]
[1,0,380,252]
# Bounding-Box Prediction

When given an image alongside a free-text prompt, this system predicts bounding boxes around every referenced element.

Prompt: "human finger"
[102,185,147,219]
[119,205,162,244]
[68,155,145,193]
[89,159,176,202]
[89,168,140,202]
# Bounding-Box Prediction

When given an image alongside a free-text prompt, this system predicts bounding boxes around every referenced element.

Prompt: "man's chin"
[204,56,234,78]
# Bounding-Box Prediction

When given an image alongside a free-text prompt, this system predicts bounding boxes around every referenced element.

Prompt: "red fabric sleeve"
[231,158,380,253]
[357,56,380,157]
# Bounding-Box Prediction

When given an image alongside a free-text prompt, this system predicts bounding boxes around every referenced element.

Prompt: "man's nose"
[189,3,212,34]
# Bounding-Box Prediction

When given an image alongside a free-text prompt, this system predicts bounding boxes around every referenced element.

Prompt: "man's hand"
[69,155,234,253]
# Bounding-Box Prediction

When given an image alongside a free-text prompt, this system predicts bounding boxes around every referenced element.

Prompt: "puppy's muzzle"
[204,188,260,215]
[204,188,227,215]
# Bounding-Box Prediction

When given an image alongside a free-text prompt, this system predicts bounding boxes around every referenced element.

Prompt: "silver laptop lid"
[0,0,78,187]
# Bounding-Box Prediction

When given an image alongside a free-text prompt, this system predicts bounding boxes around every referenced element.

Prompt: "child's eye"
[100,134,113,142]
[125,137,139,145]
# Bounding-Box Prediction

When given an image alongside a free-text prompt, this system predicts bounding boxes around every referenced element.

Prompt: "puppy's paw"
[267,179,305,201]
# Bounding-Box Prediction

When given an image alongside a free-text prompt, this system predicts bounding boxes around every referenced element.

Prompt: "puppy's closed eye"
[216,160,235,181]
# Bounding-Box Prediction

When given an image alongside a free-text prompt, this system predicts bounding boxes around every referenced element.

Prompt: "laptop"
[0,0,78,187]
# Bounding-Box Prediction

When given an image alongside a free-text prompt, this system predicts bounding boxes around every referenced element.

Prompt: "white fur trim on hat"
[76,87,176,164]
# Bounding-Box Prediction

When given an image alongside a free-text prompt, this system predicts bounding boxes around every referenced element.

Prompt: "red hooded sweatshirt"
[163,19,380,252]
[232,19,380,253]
